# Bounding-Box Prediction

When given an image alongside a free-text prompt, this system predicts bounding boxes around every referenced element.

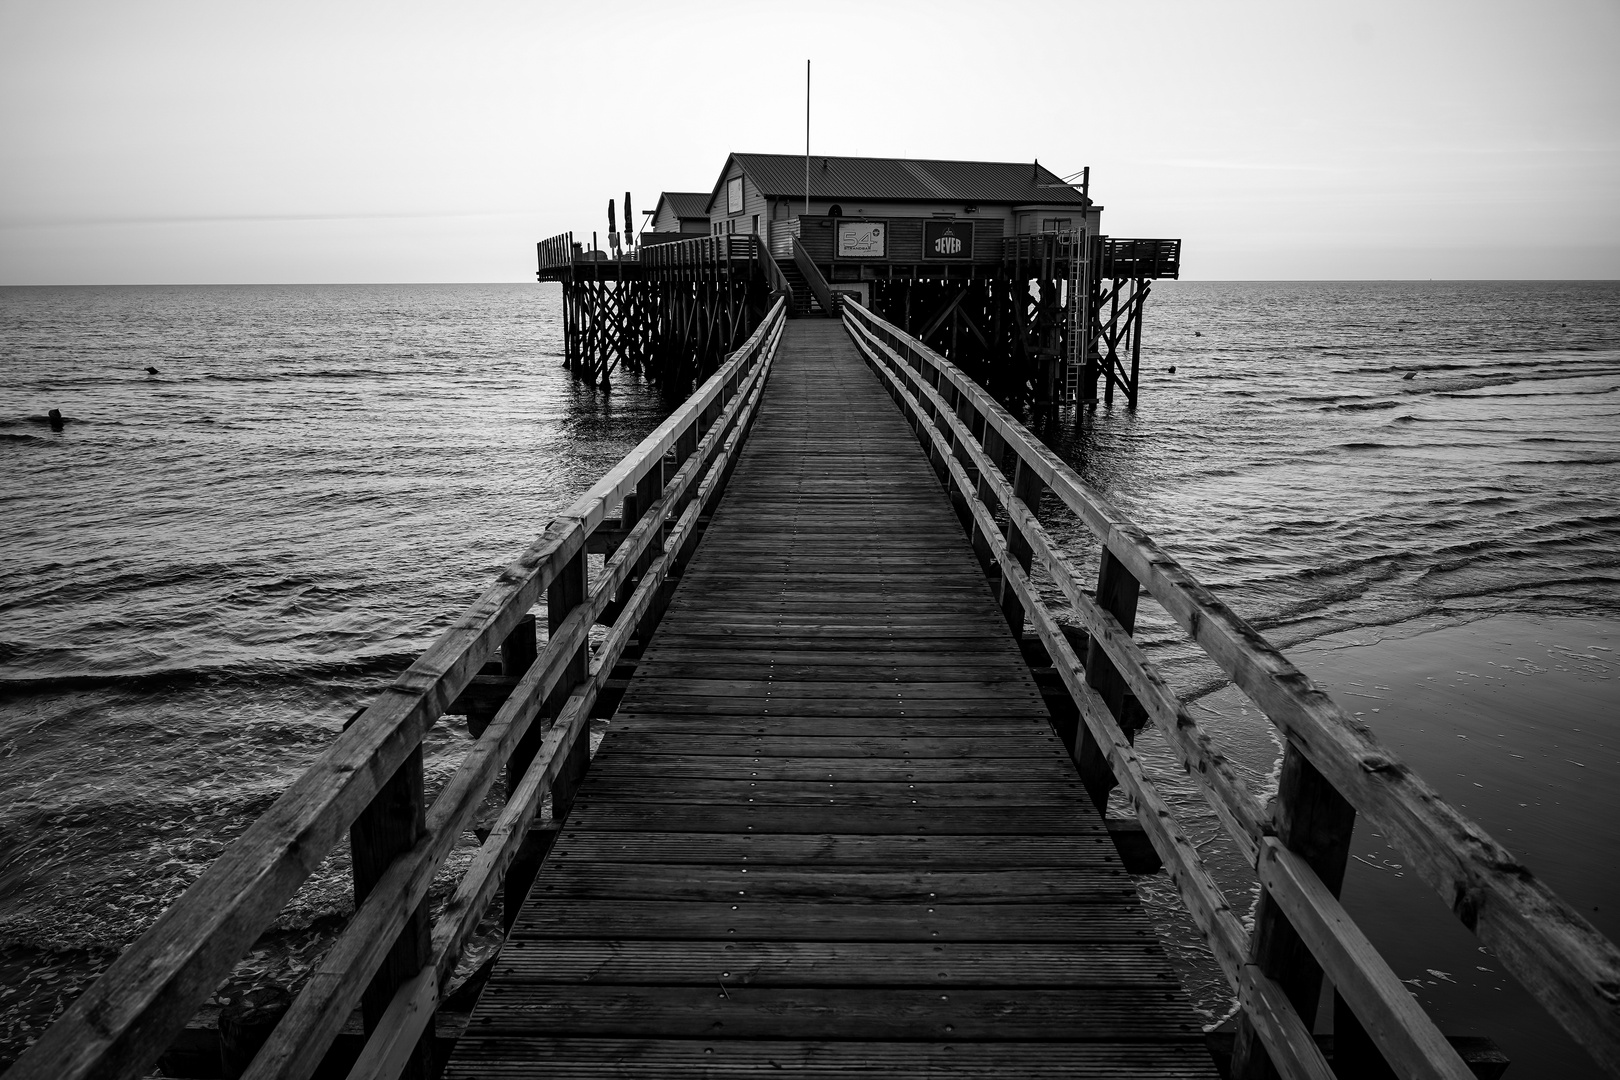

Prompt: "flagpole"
[804,60,811,217]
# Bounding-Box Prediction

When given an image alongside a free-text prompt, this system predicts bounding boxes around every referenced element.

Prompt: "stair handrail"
[791,236,840,316]
[754,240,796,315]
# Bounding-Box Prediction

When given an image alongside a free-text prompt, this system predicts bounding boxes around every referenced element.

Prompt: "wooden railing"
[842,299,1620,1080]
[1001,235,1182,280]
[637,232,760,272]
[755,243,795,313]
[1100,237,1181,279]
[792,236,839,317]
[535,231,574,271]
[9,299,788,1080]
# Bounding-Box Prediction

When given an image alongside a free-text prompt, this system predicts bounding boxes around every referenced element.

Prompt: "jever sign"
[923,220,974,260]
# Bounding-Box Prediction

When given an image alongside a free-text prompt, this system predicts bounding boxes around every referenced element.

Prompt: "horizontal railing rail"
[842,298,1620,1079]
[9,299,788,1080]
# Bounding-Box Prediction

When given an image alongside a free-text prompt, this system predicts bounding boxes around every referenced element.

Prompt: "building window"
[751,214,759,235]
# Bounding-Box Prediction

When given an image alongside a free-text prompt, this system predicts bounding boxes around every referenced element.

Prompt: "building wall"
[1011,205,1103,235]
[709,162,770,236]
[652,202,710,234]
[794,215,1005,266]
[651,202,683,233]
[764,196,1015,231]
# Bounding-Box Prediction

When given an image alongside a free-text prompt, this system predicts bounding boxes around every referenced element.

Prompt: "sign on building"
[923,220,974,260]
[836,221,886,258]
[726,177,743,215]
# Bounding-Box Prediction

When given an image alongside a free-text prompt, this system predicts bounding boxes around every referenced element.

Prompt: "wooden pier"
[444,321,1215,1077]
[10,301,1620,1080]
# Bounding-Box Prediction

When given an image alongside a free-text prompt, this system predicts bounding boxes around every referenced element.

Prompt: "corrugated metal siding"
[731,153,1089,206]
[798,218,835,261]
[652,192,709,233]
[664,192,710,219]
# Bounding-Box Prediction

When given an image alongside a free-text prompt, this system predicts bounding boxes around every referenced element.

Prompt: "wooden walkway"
[445,322,1218,1078]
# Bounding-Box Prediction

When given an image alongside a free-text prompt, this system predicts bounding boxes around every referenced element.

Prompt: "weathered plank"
[509,900,1156,942]
[445,319,1216,1079]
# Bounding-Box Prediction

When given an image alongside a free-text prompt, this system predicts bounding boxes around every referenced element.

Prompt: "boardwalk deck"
[444,322,1218,1078]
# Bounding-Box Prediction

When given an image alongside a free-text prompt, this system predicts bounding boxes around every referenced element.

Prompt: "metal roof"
[715,153,1090,207]
[656,191,711,221]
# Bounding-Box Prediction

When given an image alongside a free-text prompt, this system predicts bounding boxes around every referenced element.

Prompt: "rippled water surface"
[2,280,1617,1073]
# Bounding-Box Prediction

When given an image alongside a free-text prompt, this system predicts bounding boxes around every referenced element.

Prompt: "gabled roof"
[707,153,1091,210]
[655,191,711,221]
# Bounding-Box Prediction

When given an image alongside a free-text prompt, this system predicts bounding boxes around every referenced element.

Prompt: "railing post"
[1074,549,1145,805]
[1000,458,1044,635]
[977,426,1009,595]
[546,550,590,819]
[500,550,589,930]
[954,395,993,575]
[1231,749,1359,1079]
[633,459,666,645]
[348,752,434,1079]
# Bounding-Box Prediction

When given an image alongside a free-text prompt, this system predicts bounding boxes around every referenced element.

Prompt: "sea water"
[1,280,1617,1074]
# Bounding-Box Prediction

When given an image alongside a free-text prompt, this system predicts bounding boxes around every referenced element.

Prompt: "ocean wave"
[0,651,416,700]
[1324,399,1400,411]
[200,368,398,383]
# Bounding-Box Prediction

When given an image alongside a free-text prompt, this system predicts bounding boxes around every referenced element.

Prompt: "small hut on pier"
[645,191,710,242]
[537,151,1179,407]
[703,152,1098,310]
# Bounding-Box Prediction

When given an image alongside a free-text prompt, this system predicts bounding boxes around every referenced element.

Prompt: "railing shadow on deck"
[842,298,1620,1080]
[5,302,787,1080]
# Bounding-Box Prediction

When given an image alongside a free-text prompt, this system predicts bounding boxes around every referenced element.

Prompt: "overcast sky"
[1,0,1615,284]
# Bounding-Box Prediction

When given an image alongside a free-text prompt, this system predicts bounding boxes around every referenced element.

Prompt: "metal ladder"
[1062,227,1091,403]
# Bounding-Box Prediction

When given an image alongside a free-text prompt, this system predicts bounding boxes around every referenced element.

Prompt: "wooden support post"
[977,427,1009,595]
[466,613,538,739]
[613,492,641,615]
[633,460,666,645]
[999,459,1043,635]
[349,748,433,1080]
[502,551,589,929]
[1231,750,1360,1080]
[1128,281,1147,409]
[1104,282,1120,407]
[1074,549,1144,807]
[500,613,538,677]
[1332,989,1400,1079]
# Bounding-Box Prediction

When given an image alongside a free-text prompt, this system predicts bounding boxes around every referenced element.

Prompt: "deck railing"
[535,231,574,271]
[8,300,788,1080]
[842,299,1620,1079]
[1002,235,1182,280]
[636,232,760,271]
